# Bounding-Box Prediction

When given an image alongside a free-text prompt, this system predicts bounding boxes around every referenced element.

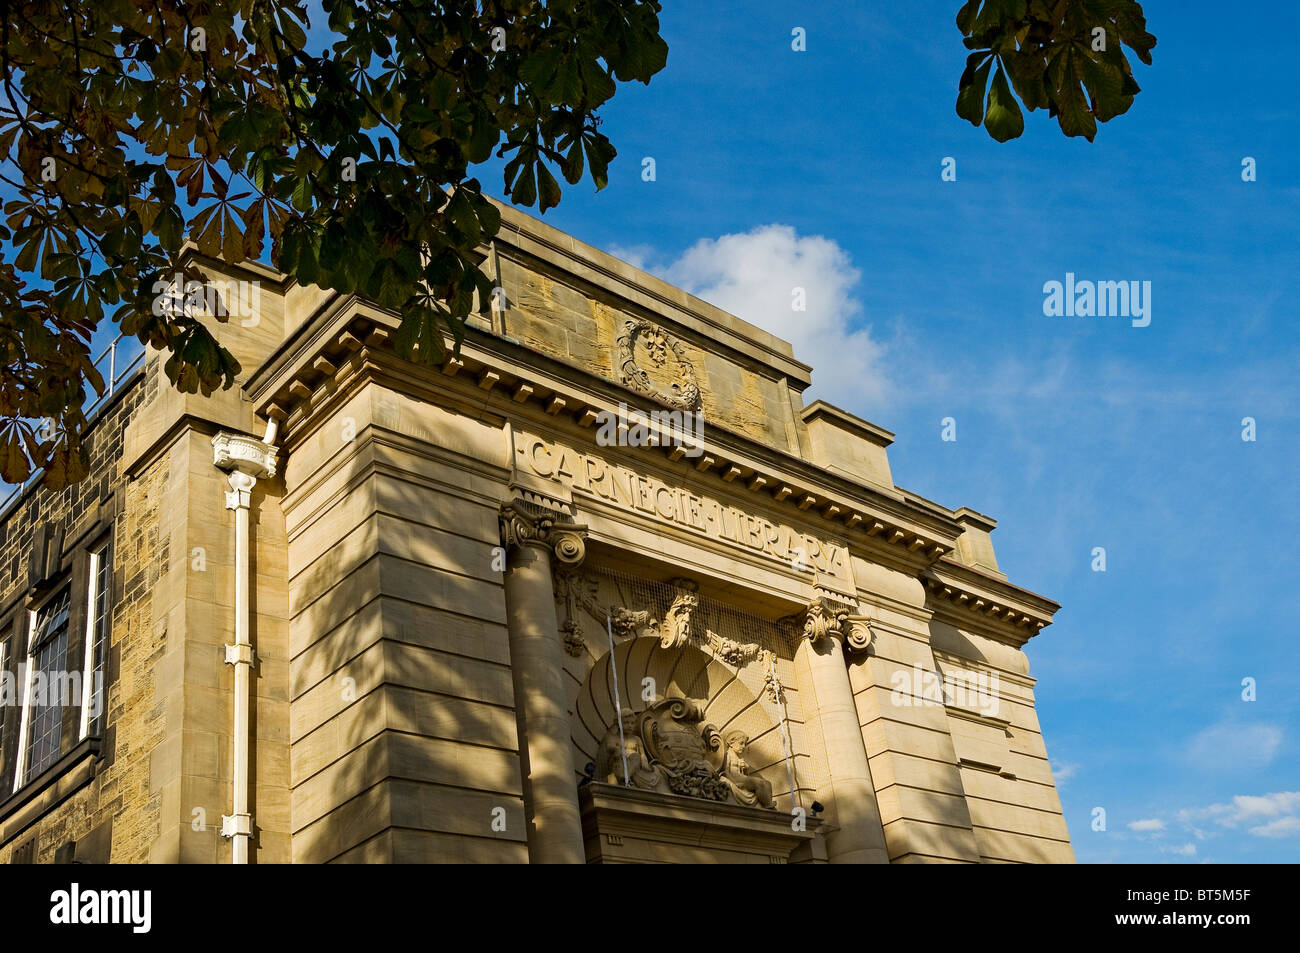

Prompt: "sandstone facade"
[0,205,1072,863]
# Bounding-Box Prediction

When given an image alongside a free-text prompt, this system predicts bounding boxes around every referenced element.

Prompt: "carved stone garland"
[556,573,771,670]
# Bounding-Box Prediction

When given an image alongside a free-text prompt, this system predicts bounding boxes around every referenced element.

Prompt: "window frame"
[77,539,111,740]
[13,584,73,790]
[7,530,114,794]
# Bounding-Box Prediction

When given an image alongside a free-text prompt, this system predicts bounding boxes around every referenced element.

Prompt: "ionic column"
[499,502,587,864]
[790,599,889,864]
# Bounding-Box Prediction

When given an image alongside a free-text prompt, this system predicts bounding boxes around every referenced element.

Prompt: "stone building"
[0,204,1073,863]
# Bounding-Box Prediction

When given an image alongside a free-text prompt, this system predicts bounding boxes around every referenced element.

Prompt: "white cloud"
[606,243,656,272]
[1187,720,1282,771]
[1177,791,1300,841]
[1227,791,1300,822]
[1249,816,1300,839]
[1163,843,1197,857]
[1051,760,1079,786]
[648,225,890,411]
[1128,818,1165,833]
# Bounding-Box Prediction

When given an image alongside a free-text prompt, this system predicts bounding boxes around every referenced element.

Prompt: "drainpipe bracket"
[221,813,252,839]
[225,643,254,666]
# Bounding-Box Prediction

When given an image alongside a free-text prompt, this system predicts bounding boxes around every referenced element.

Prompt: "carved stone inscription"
[517,432,849,579]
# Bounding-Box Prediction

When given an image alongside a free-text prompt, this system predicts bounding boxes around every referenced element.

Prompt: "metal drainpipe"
[212,419,279,864]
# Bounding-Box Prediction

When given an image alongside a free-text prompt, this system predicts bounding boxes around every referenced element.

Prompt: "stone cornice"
[801,400,894,447]
[240,296,1063,650]
[246,306,967,575]
[922,558,1060,646]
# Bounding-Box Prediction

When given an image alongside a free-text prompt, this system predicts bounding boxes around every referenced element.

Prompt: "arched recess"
[551,560,827,815]
[570,637,804,810]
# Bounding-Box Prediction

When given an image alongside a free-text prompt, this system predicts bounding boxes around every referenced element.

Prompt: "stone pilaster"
[498,501,587,864]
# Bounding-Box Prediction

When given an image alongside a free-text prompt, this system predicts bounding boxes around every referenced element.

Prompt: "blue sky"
[468,1,1300,862]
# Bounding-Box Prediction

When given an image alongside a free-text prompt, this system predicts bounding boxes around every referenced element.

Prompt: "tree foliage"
[956,0,1156,142]
[0,0,667,487]
[0,1,1156,492]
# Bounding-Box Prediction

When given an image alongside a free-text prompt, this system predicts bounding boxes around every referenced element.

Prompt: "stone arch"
[569,636,797,809]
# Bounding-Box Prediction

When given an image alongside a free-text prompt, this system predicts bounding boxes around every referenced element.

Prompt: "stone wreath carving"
[616,318,702,412]
[596,698,775,809]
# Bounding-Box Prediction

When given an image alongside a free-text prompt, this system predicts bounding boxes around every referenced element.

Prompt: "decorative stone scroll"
[781,597,876,655]
[499,500,587,566]
[596,699,775,809]
[616,318,703,412]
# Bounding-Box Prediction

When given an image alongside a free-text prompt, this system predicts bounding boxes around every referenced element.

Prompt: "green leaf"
[956,0,982,34]
[957,55,994,125]
[984,65,1025,141]
[1051,51,1097,140]
[536,163,562,213]
[511,165,537,207]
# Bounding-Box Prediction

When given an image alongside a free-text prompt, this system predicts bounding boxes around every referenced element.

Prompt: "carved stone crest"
[597,699,774,809]
[616,318,702,412]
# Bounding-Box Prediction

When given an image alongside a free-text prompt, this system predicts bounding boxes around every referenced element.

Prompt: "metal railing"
[0,332,147,518]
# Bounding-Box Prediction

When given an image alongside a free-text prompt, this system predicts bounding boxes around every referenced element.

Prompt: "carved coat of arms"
[597,698,775,809]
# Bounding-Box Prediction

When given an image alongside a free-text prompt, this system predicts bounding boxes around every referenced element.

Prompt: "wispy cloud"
[1128,818,1166,833]
[1248,816,1300,838]
[1177,791,1300,840]
[1051,760,1079,786]
[1186,720,1283,771]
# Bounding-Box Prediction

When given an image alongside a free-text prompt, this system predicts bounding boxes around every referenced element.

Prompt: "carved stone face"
[618,708,637,728]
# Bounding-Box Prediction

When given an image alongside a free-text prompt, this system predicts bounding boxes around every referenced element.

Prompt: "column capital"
[499,500,588,567]
[783,598,875,654]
